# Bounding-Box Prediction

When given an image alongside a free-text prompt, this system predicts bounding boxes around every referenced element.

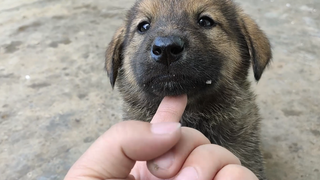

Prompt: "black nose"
[151,36,185,66]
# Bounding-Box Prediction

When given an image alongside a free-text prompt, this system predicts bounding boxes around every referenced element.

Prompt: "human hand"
[64,95,258,180]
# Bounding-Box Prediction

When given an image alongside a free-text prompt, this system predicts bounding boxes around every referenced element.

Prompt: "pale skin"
[64,95,258,180]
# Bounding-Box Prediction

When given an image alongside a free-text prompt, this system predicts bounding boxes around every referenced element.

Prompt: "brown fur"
[105,0,272,179]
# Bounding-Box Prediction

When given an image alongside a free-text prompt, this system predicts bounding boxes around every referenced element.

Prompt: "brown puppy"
[105,0,272,179]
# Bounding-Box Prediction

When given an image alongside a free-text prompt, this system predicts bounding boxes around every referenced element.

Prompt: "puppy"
[105,0,272,179]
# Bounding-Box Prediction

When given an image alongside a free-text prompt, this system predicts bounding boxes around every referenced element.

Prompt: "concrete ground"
[0,0,319,179]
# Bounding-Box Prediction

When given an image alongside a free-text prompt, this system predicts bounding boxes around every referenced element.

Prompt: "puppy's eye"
[198,16,216,28]
[137,21,151,33]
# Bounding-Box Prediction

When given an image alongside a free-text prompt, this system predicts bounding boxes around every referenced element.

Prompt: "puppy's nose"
[151,36,185,66]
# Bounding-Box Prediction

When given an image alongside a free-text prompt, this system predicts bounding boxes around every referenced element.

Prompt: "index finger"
[151,95,188,123]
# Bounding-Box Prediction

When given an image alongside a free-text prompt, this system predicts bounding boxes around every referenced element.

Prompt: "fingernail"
[151,122,181,135]
[175,167,199,180]
[152,151,174,170]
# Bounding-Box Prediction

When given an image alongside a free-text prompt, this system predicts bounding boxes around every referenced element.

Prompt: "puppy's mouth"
[143,74,212,96]
[150,74,188,84]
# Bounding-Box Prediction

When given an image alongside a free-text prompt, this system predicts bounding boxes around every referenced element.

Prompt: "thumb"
[64,121,181,180]
[64,95,187,180]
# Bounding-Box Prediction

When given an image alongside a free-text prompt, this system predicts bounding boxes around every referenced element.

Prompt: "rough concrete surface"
[0,0,319,180]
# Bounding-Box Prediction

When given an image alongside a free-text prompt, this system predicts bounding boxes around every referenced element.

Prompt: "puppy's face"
[106,0,272,97]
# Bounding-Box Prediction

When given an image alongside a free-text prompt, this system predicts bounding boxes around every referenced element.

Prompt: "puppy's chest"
[180,112,232,145]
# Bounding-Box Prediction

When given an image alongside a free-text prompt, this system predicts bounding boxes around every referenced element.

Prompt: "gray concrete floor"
[0,0,319,180]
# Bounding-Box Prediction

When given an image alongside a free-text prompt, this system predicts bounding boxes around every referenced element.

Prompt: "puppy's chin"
[145,82,192,96]
[141,74,213,97]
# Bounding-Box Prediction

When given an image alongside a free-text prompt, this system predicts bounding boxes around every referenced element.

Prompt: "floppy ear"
[240,14,272,81]
[105,26,126,88]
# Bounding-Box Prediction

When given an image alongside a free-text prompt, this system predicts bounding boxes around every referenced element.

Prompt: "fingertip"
[151,94,188,123]
[162,95,188,109]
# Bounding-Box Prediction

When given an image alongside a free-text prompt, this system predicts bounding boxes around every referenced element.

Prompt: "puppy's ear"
[105,26,126,88]
[240,14,272,81]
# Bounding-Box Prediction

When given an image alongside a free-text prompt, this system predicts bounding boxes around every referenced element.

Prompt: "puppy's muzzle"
[151,36,185,66]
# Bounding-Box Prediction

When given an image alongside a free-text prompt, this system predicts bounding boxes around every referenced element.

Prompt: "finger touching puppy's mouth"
[142,74,213,96]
